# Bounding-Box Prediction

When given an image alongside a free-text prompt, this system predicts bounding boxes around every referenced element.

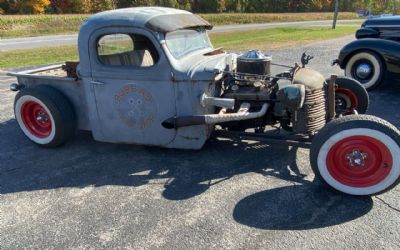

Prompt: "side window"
[97,33,159,67]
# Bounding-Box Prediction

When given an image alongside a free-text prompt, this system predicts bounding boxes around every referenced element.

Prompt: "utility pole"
[332,0,340,29]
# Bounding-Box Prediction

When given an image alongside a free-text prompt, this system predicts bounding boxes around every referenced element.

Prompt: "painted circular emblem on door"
[114,85,157,129]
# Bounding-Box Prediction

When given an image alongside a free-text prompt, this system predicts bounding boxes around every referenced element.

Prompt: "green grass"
[210,26,358,51]
[0,45,78,69]
[0,26,357,69]
[202,12,358,26]
[0,12,359,38]
[0,14,88,38]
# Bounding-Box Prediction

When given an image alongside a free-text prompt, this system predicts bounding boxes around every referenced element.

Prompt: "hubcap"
[355,63,372,79]
[21,101,52,138]
[326,136,392,187]
[346,149,368,166]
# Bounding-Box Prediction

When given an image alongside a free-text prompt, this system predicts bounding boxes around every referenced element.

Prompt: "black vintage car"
[334,16,400,90]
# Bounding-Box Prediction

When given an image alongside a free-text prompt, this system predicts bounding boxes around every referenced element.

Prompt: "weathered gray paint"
[8,69,91,131]
[10,7,232,149]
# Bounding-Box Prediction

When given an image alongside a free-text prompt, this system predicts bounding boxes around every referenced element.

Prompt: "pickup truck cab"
[10,7,223,149]
[8,7,400,196]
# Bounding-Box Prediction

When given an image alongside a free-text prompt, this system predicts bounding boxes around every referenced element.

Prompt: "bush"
[91,0,114,12]
[0,0,50,14]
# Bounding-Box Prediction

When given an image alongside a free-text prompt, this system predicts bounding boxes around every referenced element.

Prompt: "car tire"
[345,51,384,91]
[326,76,369,116]
[310,115,400,196]
[14,85,76,147]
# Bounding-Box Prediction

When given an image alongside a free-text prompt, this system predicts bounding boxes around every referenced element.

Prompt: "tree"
[289,0,307,11]
[155,0,178,8]
[311,0,333,11]
[88,0,114,13]
[0,0,50,14]
[177,0,191,10]
[217,0,226,12]
[3,0,399,14]
[29,0,51,14]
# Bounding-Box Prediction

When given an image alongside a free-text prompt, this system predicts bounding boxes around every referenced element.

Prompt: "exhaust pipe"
[162,103,269,129]
[201,93,235,110]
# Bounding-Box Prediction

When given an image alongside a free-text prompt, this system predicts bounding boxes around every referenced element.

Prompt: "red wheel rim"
[326,136,392,187]
[21,101,52,138]
[336,88,358,112]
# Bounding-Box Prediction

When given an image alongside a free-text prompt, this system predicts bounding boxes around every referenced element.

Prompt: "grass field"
[211,26,357,51]
[202,12,358,26]
[0,14,88,38]
[0,12,359,38]
[0,45,78,69]
[0,25,358,69]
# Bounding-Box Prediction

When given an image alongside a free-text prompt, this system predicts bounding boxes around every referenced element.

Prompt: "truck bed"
[8,63,90,131]
[8,64,72,80]
[36,67,68,77]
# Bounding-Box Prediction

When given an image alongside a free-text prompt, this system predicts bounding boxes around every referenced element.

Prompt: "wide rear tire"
[310,115,400,196]
[14,85,76,147]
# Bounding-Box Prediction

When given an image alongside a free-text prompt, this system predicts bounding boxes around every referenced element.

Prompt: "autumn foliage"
[0,0,399,15]
[0,0,50,14]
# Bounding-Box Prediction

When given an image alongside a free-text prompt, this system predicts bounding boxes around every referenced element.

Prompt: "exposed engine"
[162,50,330,136]
[219,50,328,134]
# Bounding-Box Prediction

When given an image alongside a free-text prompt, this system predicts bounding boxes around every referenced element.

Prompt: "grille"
[292,87,327,134]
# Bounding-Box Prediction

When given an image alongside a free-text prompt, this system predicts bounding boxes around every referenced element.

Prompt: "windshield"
[165,29,213,58]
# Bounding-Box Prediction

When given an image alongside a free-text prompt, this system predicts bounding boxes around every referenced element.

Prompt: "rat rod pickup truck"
[8,7,400,196]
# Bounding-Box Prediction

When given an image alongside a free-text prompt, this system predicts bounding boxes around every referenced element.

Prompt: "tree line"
[1,0,399,15]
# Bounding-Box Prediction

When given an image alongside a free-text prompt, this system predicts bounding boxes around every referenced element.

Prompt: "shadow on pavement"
[233,185,373,230]
[2,77,395,228]
[0,118,374,230]
[1,118,310,201]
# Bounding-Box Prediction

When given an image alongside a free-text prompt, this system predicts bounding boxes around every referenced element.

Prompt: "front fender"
[338,38,400,75]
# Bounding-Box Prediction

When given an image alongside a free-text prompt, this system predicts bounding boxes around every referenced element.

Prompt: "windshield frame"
[165,28,213,59]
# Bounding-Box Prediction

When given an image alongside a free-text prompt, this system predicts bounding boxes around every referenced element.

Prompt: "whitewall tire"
[310,115,400,196]
[14,86,76,147]
[15,95,56,145]
[345,51,384,90]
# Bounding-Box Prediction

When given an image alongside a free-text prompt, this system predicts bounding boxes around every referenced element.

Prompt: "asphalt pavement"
[1,36,400,249]
[0,19,360,51]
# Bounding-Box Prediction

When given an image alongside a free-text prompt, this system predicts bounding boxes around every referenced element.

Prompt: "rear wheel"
[14,85,76,147]
[326,76,369,116]
[345,51,384,90]
[310,115,400,196]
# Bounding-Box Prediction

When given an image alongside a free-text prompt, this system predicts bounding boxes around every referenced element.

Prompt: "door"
[89,29,176,146]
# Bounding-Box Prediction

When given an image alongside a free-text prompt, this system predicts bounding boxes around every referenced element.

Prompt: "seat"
[100,50,154,67]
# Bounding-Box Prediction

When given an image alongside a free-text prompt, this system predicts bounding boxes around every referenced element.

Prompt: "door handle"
[92,81,106,86]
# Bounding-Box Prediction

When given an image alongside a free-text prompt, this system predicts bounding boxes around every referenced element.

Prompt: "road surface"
[2,36,399,249]
[0,19,360,51]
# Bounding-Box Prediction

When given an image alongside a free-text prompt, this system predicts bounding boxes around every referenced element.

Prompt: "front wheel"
[326,76,369,116]
[345,51,384,91]
[310,115,400,196]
